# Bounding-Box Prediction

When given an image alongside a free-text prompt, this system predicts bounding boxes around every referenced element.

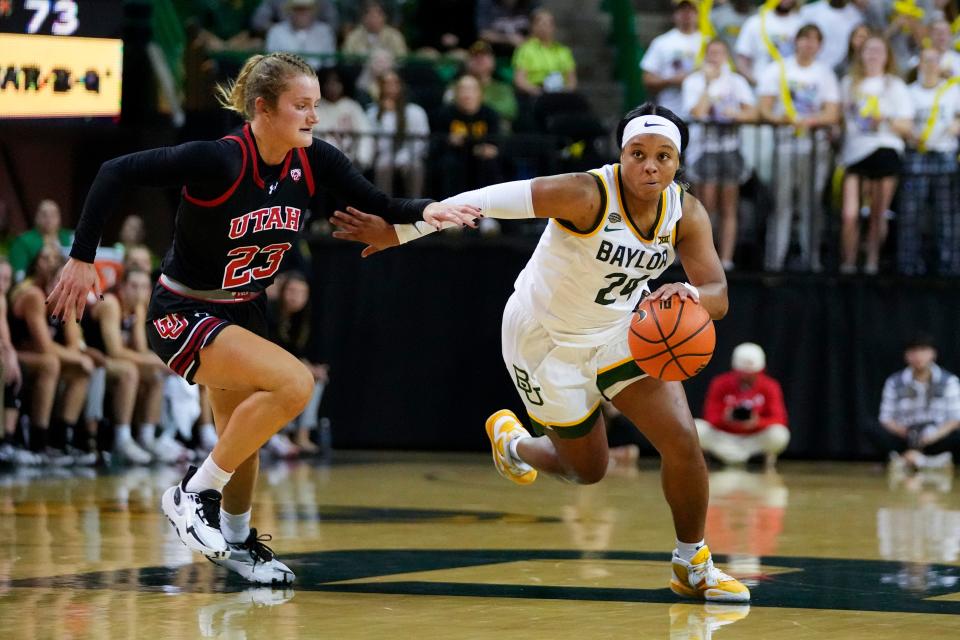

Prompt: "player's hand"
[331,207,401,257]
[646,282,700,304]
[423,202,481,230]
[46,258,101,321]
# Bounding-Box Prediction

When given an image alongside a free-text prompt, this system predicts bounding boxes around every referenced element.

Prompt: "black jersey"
[71,123,433,293]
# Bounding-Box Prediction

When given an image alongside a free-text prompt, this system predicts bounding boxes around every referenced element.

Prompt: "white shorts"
[501,293,646,439]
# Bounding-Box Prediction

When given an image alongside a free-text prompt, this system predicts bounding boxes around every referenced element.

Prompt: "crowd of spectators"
[0,201,329,470]
[642,0,960,275]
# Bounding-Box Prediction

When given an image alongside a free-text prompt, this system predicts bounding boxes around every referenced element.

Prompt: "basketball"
[628,295,715,381]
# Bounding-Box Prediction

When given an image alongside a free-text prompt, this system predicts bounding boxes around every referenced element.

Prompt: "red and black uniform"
[71,124,431,382]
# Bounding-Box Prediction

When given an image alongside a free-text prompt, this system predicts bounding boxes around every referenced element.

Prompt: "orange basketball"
[628,295,715,381]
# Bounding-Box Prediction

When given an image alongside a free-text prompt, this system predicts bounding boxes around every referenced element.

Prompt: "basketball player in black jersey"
[46,52,480,585]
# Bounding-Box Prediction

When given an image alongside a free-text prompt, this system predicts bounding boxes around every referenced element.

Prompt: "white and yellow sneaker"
[670,545,751,602]
[484,409,537,485]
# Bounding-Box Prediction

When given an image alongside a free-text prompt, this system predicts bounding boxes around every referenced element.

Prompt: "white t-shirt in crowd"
[758,56,839,152]
[908,80,960,154]
[641,28,703,114]
[265,21,336,68]
[940,50,960,78]
[734,10,802,79]
[681,67,755,154]
[365,103,431,169]
[840,74,914,166]
[798,0,864,72]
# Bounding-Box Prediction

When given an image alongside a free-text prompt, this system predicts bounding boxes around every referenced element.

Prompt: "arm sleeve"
[309,139,432,224]
[70,139,241,263]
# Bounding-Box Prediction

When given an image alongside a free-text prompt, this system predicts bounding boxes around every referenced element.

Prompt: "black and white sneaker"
[161,465,228,559]
[209,528,295,584]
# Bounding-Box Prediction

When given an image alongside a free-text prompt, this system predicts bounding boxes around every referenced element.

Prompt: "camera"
[731,405,754,421]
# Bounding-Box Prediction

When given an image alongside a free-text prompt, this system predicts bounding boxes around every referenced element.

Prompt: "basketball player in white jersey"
[332,103,750,602]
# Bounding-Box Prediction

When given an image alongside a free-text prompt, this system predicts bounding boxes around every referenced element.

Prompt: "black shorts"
[846,148,902,179]
[146,284,268,384]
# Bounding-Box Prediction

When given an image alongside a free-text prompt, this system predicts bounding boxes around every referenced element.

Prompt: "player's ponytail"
[216,53,317,121]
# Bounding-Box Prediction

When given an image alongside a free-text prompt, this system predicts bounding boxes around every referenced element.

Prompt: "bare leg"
[57,363,91,424]
[865,176,897,271]
[17,352,59,428]
[612,377,708,542]
[840,174,861,269]
[208,387,259,515]
[515,415,610,484]
[193,325,313,472]
[133,363,164,426]
[719,183,739,265]
[106,358,139,426]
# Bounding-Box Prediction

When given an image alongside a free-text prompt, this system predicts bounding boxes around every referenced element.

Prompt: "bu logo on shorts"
[154,314,188,339]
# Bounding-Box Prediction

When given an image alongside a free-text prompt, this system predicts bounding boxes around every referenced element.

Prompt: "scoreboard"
[0,0,124,119]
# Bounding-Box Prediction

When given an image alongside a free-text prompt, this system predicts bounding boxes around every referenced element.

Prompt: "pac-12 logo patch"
[291,168,302,182]
[154,314,188,340]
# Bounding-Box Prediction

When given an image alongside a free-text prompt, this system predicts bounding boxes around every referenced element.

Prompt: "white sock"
[675,538,706,562]
[185,455,233,493]
[115,424,132,443]
[138,424,156,447]
[508,435,532,469]
[221,509,251,544]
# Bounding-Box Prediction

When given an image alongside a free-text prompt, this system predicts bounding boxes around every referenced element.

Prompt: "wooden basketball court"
[1,453,958,638]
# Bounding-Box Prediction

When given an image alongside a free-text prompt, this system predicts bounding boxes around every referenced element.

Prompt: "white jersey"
[513,163,683,348]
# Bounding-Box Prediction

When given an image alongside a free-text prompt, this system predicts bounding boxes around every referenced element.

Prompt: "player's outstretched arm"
[656,194,728,320]
[331,173,601,256]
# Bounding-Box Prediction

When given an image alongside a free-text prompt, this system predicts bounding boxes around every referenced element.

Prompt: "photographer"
[695,343,790,470]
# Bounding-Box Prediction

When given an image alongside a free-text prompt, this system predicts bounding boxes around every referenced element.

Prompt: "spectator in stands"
[355,47,397,105]
[336,0,402,39]
[184,0,263,52]
[9,199,73,282]
[0,258,34,466]
[682,38,756,271]
[757,24,840,272]
[10,245,92,465]
[835,23,871,78]
[512,8,577,97]
[799,0,865,72]
[314,68,375,171]
[735,0,802,85]
[264,0,337,69]
[642,0,702,115]
[476,0,536,57]
[878,335,960,472]
[123,245,155,275]
[411,0,477,58]
[117,214,145,254]
[367,71,430,197]
[695,343,790,470]
[435,75,503,196]
[342,1,408,58]
[451,40,518,126]
[250,0,338,39]
[899,47,960,276]
[839,35,913,274]
[268,271,329,455]
[711,0,756,54]
[878,0,925,75]
[928,19,960,78]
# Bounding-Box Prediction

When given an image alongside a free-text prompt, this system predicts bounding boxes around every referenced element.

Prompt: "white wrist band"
[394,220,458,244]
[681,282,700,299]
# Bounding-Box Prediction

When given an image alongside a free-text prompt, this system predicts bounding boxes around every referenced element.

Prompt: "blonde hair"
[216,52,316,121]
[850,35,898,88]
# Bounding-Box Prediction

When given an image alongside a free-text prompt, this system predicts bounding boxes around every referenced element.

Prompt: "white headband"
[620,115,682,152]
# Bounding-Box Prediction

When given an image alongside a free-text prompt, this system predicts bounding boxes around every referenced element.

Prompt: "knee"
[119,360,139,387]
[39,353,61,378]
[660,419,704,459]
[274,363,314,417]
[763,424,791,454]
[570,459,608,485]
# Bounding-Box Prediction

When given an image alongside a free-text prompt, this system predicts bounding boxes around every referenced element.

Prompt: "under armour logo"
[268,182,278,194]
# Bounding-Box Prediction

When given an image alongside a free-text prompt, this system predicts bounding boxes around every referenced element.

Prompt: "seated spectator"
[366,71,430,197]
[734,0,802,84]
[642,0,702,115]
[184,0,263,53]
[476,0,536,57]
[336,0,402,40]
[681,38,756,271]
[839,35,913,274]
[267,272,329,455]
[452,40,518,126]
[798,0,864,72]
[314,68,375,170]
[411,0,477,58]
[695,343,790,470]
[123,244,156,275]
[342,1,407,58]
[0,258,35,466]
[9,199,73,282]
[757,24,840,272]
[10,245,93,465]
[711,0,756,54]
[877,335,960,472]
[435,75,503,197]
[250,0,338,39]
[264,0,337,69]
[899,48,960,276]
[511,8,577,97]
[355,47,397,106]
